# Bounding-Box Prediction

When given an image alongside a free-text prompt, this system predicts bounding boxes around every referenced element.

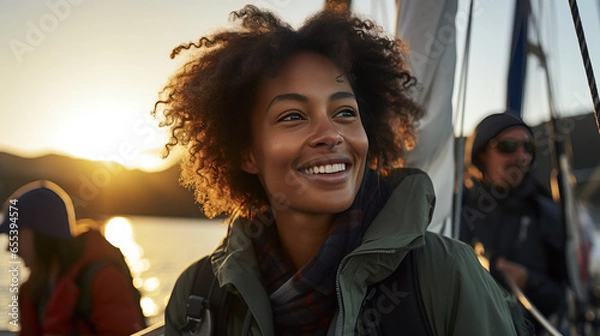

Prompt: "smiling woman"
[154,5,530,335]
[241,52,369,226]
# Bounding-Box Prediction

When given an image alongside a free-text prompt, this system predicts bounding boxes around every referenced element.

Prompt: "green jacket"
[165,169,524,335]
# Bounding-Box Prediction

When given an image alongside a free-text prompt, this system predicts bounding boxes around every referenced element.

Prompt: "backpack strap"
[74,260,111,334]
[74,258,147,333]
[180,256,229,335]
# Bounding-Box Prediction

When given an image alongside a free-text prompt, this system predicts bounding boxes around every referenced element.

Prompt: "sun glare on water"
[104,217,160,318]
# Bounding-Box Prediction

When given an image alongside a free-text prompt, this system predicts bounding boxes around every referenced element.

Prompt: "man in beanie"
[0,180,145,335]
[459,113,568,334]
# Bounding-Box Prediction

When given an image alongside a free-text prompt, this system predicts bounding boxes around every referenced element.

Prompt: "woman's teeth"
[303,163,346,175]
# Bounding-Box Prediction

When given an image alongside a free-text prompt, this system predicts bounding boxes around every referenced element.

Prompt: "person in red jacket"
[1,180,145,335]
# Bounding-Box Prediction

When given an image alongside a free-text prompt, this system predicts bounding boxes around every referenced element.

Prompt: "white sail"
[395,0,458,236]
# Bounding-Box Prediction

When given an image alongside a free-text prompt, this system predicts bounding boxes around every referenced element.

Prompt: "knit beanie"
[0,180,77,239]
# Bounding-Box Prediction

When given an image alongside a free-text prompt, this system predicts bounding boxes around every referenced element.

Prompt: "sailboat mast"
[505,0,530,117]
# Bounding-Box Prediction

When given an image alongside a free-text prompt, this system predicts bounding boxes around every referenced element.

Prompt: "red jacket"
[18,230,145,336]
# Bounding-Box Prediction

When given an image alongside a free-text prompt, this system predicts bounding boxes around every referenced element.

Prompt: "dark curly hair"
[153,5,423,218]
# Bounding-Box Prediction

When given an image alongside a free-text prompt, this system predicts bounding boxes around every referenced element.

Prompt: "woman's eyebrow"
[265,91,356,113]
[265,93,307,111]
[330,91,356,101]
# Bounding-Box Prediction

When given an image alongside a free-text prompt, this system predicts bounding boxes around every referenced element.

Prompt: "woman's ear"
[241,150,259,174]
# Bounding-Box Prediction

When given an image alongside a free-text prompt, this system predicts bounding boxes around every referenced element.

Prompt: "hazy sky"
[1,0,599,171]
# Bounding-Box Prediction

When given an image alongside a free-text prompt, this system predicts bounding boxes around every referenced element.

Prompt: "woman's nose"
[308,118,343,149]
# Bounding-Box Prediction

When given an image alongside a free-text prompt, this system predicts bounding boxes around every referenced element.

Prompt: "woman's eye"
[278,112,304,122]
[335,108,357,118]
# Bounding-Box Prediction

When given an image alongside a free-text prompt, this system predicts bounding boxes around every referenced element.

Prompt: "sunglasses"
[489,139,536,154]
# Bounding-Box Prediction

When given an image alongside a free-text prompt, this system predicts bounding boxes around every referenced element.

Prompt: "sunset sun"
[54,100,176,172]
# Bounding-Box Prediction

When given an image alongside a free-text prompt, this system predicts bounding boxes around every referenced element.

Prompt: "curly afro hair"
[152,5,423,219]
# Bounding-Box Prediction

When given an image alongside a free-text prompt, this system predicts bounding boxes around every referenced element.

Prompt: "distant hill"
[0,152,205,219]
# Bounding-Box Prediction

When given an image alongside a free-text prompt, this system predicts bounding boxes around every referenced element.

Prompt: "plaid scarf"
[253,170,391,335]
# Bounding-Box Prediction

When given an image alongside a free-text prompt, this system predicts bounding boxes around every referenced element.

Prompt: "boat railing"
[131,322,164,336]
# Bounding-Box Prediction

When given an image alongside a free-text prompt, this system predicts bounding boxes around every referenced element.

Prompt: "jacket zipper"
[334,249,397,336]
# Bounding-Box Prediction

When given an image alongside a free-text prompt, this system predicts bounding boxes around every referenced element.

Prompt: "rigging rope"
[452,0,475,239]
[567,0,600,133]
[528,1,564,202]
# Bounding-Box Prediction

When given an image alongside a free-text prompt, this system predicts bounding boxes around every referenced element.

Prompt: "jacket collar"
[335,169,435,335]
[358,168,435,252]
